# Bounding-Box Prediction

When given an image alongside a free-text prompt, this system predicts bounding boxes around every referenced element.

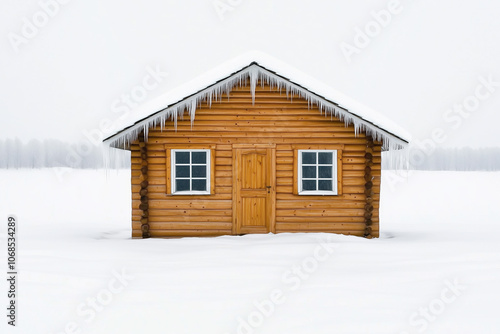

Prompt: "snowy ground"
[1,168,499,334]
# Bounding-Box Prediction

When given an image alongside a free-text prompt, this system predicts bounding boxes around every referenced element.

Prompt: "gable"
[104,54,409,151]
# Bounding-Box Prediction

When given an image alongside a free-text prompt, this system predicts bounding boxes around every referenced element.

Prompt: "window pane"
[302,166,316,178]
[176,152,190,164]
[302,180,316,191]
[302,152,316,164]
[192,179,206,191]
[192,165,206,177]
[176,179,190,191]
[176,166,190,177]
[318,152,333,164]
[318,180,332,191]
[318,166,332,178]
[192,152,206,164]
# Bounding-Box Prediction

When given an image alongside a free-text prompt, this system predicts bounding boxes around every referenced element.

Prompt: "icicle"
[249,65,259,105]
[190,99,196,129]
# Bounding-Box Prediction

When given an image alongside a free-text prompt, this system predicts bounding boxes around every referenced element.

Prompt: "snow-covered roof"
[103,51,410,150]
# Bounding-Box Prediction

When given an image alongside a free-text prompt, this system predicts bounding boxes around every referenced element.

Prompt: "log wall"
[130,83,382,238]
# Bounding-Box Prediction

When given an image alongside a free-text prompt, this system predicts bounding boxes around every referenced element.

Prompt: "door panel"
[242,197,266,227]
[233,145,276,234]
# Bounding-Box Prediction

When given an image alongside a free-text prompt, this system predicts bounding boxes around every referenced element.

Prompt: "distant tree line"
[0,138,129,169]
[382,147,500,171]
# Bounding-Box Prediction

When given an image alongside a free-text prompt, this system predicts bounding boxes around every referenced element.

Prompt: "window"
[171,149,210,195]
[298,150,338,195]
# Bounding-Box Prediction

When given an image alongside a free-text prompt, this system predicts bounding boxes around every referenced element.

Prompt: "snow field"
[0,169,499,333]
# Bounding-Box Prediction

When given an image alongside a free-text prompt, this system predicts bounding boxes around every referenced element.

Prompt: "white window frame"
[171,149,211,195]
[298,150,338,195]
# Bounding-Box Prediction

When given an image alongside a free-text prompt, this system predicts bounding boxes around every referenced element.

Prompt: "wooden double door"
[232,144,276,234]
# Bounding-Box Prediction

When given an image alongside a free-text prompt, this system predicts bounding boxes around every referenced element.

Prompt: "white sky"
[1,0,500,148]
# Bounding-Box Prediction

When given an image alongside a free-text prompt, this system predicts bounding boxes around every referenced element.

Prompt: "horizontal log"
[144,200,232,210]
[144,137,377,146]
[147,164,166,171]
[189,114,351,122]
[149,131,367,139]
[144,151,166,158]
[216,158,232,166]
[276,222,366,230]
[159,120,358,130]
[277,170,293,178]
[276,200,370,209]
[147,230,232,237]
[216,165,232,171]
[147,216,232,223]
[343,158,368,164]
[146,209,231,217]
[276,157,293,164]
[215,186,232,194]
[133,222,232,230]
[276,185,369,194]
[276,193,369,201]
[132,193,231,201]
[276,216,365,223]
[277,209,365,217]
[197,103,314,109]
[276,177,366,187]
[343,164,381,171]
[193,107,344,115]
[276,164,293,171]
[216,150,232,157]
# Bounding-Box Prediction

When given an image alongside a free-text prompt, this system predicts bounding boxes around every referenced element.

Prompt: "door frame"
[232,144,276,235]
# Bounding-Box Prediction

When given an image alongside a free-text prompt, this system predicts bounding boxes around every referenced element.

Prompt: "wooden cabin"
[104,55,409,239]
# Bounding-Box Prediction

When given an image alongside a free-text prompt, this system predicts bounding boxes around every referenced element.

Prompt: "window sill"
[298,191,338,196]
[171,191,211,196]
